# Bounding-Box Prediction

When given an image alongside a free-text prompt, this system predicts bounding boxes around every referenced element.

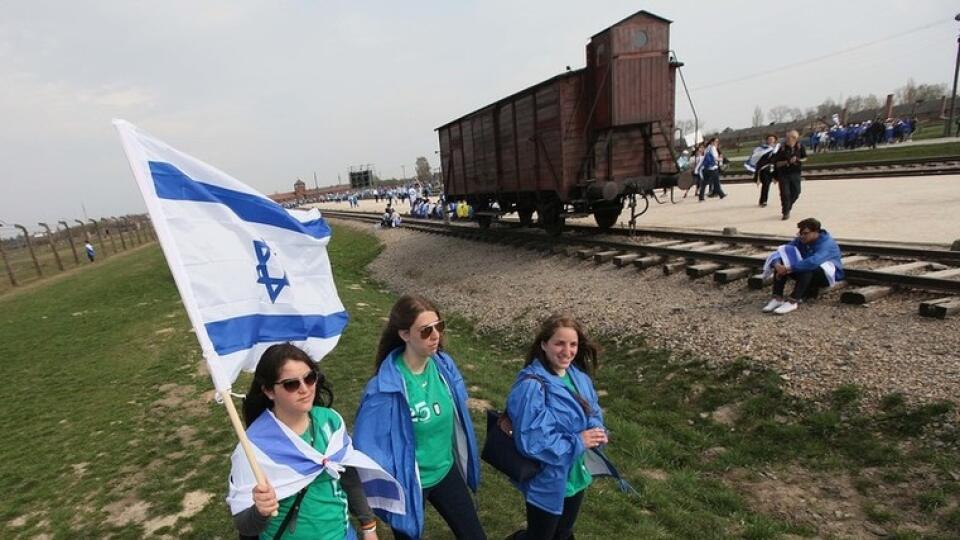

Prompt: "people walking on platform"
[772,130,807,220]
[744,134,780,208]
[761,217,844,315]
[698,138,726,201]
[689,143,705,199]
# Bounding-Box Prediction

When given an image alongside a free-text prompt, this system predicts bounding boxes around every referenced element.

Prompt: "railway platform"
[315,173,960,245]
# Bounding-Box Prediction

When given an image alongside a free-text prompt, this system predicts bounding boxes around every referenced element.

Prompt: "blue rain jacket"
[352,347,480,539]
[505,360,605,515]
[786,229,845,281]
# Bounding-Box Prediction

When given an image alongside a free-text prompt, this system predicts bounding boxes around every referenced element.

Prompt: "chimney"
[884,94,894,119]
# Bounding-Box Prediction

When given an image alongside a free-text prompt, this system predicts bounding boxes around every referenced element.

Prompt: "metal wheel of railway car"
[592,200,623,230]
[517,207,535,228]
[537,196,564,236]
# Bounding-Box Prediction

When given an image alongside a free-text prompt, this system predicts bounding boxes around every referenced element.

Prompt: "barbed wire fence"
[0,215,155,293]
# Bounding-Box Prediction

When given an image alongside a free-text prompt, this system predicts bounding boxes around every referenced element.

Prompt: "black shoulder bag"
[481,375,545,483]
[238,484,309,540]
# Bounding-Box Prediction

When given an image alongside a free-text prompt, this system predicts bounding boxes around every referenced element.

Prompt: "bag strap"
[273,485,309,540]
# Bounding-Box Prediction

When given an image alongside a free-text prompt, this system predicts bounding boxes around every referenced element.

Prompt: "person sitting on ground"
[761,217,844,315]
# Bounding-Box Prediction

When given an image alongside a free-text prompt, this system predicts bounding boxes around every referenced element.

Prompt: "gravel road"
[335,219,960,411]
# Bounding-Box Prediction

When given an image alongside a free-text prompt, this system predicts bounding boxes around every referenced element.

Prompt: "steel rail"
[321,210,960,294]
[563,224,960,264]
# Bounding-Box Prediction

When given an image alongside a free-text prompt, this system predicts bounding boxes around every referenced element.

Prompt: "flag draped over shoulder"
[762,244,839,286]
[226,410,405,516]
[743,143,779,174]
[113,119,348,391]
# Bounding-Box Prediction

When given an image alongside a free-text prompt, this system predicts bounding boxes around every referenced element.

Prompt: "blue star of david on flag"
[254,240,289,303]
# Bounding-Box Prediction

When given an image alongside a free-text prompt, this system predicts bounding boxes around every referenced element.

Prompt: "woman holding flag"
[353,295,486,540]
[229,344,381,539]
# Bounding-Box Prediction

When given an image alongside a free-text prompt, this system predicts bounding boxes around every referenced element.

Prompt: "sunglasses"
[415,320,445,339]
[274,370,319,392]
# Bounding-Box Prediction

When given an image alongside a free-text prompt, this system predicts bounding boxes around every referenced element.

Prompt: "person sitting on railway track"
[353,295,486,540]
[761,217,844,315]
[381,206,401,228]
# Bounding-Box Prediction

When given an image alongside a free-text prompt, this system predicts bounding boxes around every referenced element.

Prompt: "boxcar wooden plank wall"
[438,10,676,206]
[559,74,588,188]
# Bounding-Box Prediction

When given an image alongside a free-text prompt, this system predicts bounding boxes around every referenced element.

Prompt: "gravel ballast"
[334,219,960,410]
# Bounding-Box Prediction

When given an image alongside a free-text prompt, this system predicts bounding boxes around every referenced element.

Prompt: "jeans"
[758,169,775,205]
[699,169,724,200]
[773,268,829,301]
[778,171,802,215]
[519,490,586,540]
[391,467,486,540]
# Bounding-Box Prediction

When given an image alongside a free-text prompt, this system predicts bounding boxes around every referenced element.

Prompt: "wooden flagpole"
[220,388,278,517]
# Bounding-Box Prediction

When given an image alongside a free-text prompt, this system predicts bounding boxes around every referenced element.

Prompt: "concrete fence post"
[0,235,17,287]
[38,222,64,271]
[112,217,127,251]
[14,224,42,277]
[88,219,108,259]
[100,218,118,254]
[58,220,80,265]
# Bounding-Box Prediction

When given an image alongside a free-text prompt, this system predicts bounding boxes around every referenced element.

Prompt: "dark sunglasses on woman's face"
[274,370,318,392]
[416,320,445,339]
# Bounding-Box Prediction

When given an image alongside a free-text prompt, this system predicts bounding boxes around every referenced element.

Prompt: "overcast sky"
[2,0,957,232]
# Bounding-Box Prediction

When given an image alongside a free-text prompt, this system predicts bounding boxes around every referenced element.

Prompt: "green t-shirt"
[561,372,593,497]
[261,407,348,540]
[396,356,456,488]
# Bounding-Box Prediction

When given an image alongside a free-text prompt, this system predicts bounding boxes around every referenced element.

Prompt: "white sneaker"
[773,301,798,315]
[762,299,784,313]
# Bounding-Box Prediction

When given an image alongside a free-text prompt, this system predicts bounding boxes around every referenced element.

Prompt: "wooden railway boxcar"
[437,10,683,233]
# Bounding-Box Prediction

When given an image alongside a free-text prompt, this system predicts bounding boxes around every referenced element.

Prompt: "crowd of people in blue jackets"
[808,117,917,153]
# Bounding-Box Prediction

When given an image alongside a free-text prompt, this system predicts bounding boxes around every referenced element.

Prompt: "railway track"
[722,155,960,183]
[320,209,960,319]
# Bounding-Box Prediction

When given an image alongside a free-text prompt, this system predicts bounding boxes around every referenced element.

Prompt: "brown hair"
[524,314,600,375]
[374,294,444,371]
[524,314,600,414]
[242,343,334,427]
[796,217,821,232]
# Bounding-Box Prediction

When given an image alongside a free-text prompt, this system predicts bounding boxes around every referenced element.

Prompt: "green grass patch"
[0,224,958,538]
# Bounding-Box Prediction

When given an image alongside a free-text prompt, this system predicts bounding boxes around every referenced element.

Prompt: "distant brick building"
[270,179,345,206]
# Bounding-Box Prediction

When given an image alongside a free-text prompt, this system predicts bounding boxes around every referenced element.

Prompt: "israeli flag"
[762,245,803,279]
[113,120,348,391]
[743,143,779,173]
[226,410,405,515]
[585,448,640,496]
[762,244,839,286]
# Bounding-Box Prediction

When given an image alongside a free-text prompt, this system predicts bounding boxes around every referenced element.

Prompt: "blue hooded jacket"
[505,360,605,515]
[352,347,480,539]
[787,229,845,281]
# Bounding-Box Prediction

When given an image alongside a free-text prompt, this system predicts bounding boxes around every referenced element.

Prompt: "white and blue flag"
[762,244,839,286]
[743,143,779,174]
[226,410,405,516]
[113,119,348,391]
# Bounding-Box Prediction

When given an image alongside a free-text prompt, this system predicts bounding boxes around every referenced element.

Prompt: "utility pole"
[944,13,960,137]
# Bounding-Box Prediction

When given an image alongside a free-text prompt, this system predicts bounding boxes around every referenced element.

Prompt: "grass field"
[1,224,958,539]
